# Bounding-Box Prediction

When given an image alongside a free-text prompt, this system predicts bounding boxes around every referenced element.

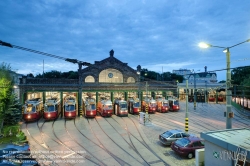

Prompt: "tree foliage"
[231,66,250,97]
[35,70,78,79]
[4,94,22,125]
[140,68,184,83]
[0,62,22,128]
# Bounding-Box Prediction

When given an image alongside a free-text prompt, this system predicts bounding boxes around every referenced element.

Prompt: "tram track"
[38,113,75,166]
[64,119,107,166]
[24,119,59,165]
[125,115,169,166]
[105,116,152,166]
[155,102,248,134]
[127,115,196,165]
[93,117,142,166]
[195,103,248,127]
[74,118,129,166]
[51,118,104,166]
[211,103,250,124]
[193,102,249,127]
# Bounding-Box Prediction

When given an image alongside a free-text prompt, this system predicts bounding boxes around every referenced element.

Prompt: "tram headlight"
[28,115,31,119]
[48,114,51,117]
[90,112,93,115]
[69,113,71,116]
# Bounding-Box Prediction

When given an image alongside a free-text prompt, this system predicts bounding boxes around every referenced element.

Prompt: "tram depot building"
[18,50,178,116]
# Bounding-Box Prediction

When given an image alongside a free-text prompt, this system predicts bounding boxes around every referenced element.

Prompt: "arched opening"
[85,76,95,83]
[127,77,135,83]
[99,68,123,83]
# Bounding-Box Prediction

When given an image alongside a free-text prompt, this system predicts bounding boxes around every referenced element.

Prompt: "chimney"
[205,66,207,72]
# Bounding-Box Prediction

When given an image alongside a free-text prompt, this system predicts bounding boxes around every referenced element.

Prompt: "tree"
[139,68,183,83]
[231,66,250,86]
[4,94,22,125]
[231,66,250,97]
[0,62,22,131]
[35,70,78,79]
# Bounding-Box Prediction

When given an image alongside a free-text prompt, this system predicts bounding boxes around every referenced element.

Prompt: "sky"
[1,0,250,82]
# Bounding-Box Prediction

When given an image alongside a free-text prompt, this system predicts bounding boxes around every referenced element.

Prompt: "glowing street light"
[199,39,250,129]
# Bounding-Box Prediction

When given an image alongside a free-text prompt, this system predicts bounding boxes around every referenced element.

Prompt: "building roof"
[177,82,226,89]
[201,128,250,159]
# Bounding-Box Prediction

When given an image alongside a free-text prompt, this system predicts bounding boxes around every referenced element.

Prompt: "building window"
[127,77,135,83]
[85,76,95,83]
[99,68,123,83]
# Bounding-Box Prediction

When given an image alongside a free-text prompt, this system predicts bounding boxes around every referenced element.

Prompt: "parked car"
[159,129,190,146]
[171,136,204,159]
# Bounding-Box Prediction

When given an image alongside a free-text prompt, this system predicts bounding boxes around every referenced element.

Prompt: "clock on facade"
[108,73,113,78]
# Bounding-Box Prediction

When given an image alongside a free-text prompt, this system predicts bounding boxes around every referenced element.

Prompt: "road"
[22,101,249,166]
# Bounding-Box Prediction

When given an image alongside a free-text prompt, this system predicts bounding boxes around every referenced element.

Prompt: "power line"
[0,40,92,66]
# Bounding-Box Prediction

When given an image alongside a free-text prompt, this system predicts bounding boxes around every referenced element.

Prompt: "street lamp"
[199,39,250,129]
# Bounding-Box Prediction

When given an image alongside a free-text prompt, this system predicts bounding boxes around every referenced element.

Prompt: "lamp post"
[199,39,250,129]
[193,70,200,110]
[137,71,141,106]
[205,81,207,103]
[137,65,142,111]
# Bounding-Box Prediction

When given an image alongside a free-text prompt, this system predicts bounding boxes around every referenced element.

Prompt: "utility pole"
[185,80,189,133]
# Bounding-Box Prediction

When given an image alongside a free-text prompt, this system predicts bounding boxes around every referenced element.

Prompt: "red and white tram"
[168,98,180,111]
[128,98,141,114]
[156,98,169,113]
[97,100,113,117]
[143,98,157,114]
[43,97,61,120]
[23,98,43,122]
[114,99,128,117]
[64,96,77,119]
[84,98,97,118]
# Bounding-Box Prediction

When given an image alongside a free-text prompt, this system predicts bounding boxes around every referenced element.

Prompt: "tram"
[64,96,77,119]
[208,95,215,102]
[142,98,157,113]
[128,98,141,114]
[97,100,113,117]
[114,98,128,117]
[84,98,97,118]
[218,95,224,102]
[156,98,169,113]
[43,97,61,120]
[168,98,180,111]
[23,98,43,122]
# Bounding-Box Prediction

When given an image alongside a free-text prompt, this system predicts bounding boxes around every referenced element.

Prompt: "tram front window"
[150,103,156,107]
[174,101,179,105]
[91,104,96,110]
[163,103,169,106]
[65,105,75,111]
[134,102,140,107]
[26,106,35,113]
[46,106,55,112]
[120,103,127,109]
[104,105,112,110]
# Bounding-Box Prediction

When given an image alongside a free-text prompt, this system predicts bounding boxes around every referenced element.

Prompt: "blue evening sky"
[1,0,250,82]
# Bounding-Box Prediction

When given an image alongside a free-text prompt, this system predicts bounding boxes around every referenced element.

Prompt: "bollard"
[185,118,188,132]
[146,104,148,114]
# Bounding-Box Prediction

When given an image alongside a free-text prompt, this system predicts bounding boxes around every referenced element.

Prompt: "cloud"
[1,0,250,82]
